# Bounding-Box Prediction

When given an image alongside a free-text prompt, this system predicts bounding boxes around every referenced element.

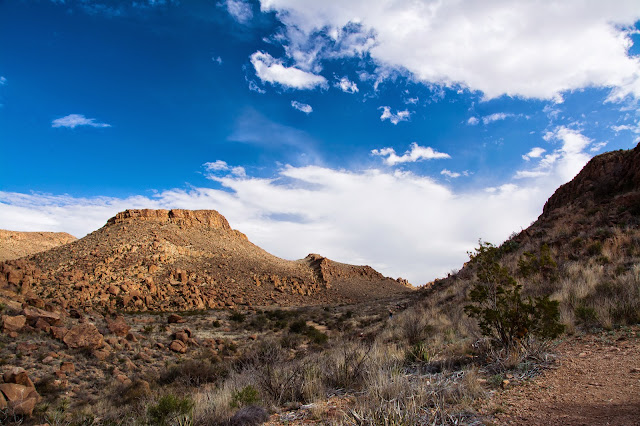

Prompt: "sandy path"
[485,327,640,425]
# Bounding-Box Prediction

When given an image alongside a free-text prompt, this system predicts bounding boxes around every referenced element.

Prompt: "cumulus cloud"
[258,0,640,100]
[51,114,111,129]
[0,132,596,283]
[291,100,313,114]
[372,142,450,166]
[515,126,591,181]
[379,106,410,125]
[467,117,479,125]
[522,147,546,161]
[250,51,327,90]
[335,76,358,93]
[224,0,253,23]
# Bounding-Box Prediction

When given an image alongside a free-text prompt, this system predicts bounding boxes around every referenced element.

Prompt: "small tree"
[464,241,564,348]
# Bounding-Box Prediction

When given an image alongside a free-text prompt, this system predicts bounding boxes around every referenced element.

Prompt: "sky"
[1,0,640,284]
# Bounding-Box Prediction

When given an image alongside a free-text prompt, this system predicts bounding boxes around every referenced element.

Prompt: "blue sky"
[1,0,640,284]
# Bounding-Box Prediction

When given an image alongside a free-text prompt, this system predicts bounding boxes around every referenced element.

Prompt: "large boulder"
[0,383,39,417]
[2,315,26,333]
[63,323,104,350]
[107,316,131,337]
[22,306,62,326]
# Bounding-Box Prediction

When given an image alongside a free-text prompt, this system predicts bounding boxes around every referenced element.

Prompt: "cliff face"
[106,209,233,231]
[0,209,413,312]
[541,144,640,220]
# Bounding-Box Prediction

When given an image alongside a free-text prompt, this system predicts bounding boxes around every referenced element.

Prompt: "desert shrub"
[142,325,154,335]
[230,385,260,408]
[160,359,227,387]
[322,342,372,392]
[587,241,603,256]
[517,243,557,281]
[212,320,221,328]
[147,394,194,426]
[574,305,598,327]
[464,241,564,348]
[229,311,245,323]
[289,319,307,334]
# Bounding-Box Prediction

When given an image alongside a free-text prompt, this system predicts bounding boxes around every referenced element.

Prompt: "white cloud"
[212,56,223,65]
[0,76,6,85]
[335,76,359,94]
[247,79,266,94]
[372,142,450,166]
[0,134,597,283]
[590,141,608,152]
[379,106,410,125]
[522,147,546,161]
[291,100,313,114]
[203,160,246,177]
[440,169,460,179]
[250,51,327,90]
[225,0,253,24]
[258,0,640,100]
[482,112,515,125]
[515,126,591,181]
[51,114,111,129]
[467,116,479,125]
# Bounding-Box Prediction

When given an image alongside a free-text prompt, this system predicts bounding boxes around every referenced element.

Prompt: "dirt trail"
[485,326,640,425]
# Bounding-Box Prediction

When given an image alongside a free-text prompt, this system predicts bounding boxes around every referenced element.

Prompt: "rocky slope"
[0,230,76,262]
[0,209,412,312]
[425,143,640,330]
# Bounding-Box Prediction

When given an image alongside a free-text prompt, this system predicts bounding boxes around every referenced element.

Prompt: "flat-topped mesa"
[106,209,232,230]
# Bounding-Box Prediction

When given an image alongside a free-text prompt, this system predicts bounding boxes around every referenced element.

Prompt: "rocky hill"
[426,143,640,330]
[0,230,76,262]
[0,209,412,312]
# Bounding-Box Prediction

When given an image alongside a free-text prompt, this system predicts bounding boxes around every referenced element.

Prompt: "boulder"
[0,383,39,417]
[169,339,187,353]
[167,314,185,324]
[2,315,26,333]
[22,307,61,326]
[107,316,130,337]
[63,323,104,350]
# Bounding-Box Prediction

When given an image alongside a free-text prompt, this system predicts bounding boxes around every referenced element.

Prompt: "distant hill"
[0,229,76,261]
[425,144,640,330]
[0,209,412,312]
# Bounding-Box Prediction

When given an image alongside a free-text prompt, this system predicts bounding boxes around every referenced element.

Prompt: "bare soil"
[483,326,640,425]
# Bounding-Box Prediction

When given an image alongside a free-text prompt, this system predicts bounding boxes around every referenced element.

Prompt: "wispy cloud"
[467,117,479,125]
[482,112,515,124]
[372,142,450,166]
[203,160,246,177]
[441,169,470,179]
[379,106,410,125]
[335,76,358,94]
[224,0,253,24]
[250,51,327,90]
[291,100,313,114]
[51,114,111,129]
[0,76,6,86]
[212,56,223,65]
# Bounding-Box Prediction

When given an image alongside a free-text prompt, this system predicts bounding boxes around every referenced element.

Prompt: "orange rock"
[169,339,187,353]
[63,323,104,350]
[2,315,26,333]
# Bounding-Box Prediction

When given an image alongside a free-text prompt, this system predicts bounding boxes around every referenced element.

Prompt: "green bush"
[464,241,564,348]
[147,394,194,426]
[230,385,260,408]
[230,311,246,323]
[517,243,557,281]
